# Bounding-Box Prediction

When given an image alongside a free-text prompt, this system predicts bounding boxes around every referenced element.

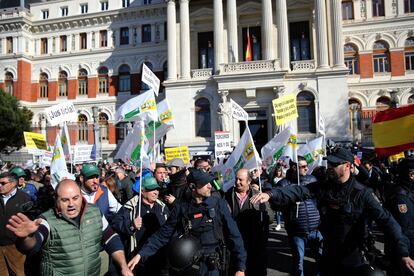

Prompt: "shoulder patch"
[398,204,408,214]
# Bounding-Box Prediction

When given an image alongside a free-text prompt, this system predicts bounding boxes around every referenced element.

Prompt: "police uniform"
[137,170,247,276]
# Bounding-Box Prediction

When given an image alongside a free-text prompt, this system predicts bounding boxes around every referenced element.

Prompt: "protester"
[166,158,185,175]
[11,166,38,202]
[115,167,134,204]
[102,174,122,203]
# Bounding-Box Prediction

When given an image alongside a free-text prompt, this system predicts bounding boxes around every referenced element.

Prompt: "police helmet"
[11,167,26,178]
[167,234,201,271]
[358,264,385,276]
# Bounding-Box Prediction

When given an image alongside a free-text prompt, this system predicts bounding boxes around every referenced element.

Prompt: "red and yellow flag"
[372,104,414,157]
[245,27,252,61]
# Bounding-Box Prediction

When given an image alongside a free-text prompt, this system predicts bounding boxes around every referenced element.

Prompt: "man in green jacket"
[6,179,133,276]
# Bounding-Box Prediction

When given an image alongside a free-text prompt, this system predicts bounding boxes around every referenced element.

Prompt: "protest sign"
[388,152,405,163]
[142,63,160,96]
[272,94,298,125]
[214,131,232,159]
[44,102,77,126]
[40,150,53,167]
[230,99,249,121]
[24,132,48,150]
[114,91,158,123]
[165,146,189,164]
[73,145,96,164]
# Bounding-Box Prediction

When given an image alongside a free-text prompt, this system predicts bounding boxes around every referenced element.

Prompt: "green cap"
[11,167,26,178]
[81,164,100,178]
[142,177,160,190]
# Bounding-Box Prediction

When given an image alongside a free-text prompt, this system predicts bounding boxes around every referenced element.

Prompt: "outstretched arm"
[6,213,43,251]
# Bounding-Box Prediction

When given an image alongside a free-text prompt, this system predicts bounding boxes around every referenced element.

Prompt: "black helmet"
[358,264,385,276]
[167,234,201,271]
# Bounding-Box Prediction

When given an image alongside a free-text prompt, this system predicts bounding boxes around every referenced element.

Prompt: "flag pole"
[153,121,156,162]
[138,120,145,219]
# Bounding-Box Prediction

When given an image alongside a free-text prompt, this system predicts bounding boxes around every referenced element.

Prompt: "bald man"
[7,179,133,276]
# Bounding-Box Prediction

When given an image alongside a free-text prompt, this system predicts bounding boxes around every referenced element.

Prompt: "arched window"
[78,69,88,95]
[342,0,354,20]
[39,73,48,98]
[98,113,109,141]
[195,98,211,137]
[408,94,414,104]
[98,67,109,94]
[5,72,14,95]
[58,71,68,97]
[373,41,390,73]
[297,91,316,133]
[118,64,130,92]
[344,43,359,74]
[348,98,362,132]
[405,37,414,71]
[78,114,88,143]
[141,62,153,91]
[405,0,414,13]
[376,96,391,111]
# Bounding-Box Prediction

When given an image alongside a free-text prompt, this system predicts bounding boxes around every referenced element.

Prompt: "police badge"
[398,204,408,213]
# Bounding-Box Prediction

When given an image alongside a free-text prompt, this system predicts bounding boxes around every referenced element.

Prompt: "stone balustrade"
[220,59,280,75]
[191,68,213,80]
[291,60,316,72]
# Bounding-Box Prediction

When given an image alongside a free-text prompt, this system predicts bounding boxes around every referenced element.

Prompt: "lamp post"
[91,106,100,161]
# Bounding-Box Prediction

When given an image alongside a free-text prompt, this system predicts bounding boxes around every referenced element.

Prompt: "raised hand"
[6,213,42,238]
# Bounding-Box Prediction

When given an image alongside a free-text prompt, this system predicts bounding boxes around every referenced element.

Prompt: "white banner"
[114,90,158,123]
[230,99,249,122]
[73,145,96,164]
[214,131,232,159]
[297,136,325,174]
[50,134,69,189]
[44,102,77,126]
[142,63,160,96]
[40,150,53,167]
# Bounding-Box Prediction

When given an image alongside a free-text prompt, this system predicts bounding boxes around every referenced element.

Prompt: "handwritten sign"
[44,102,77,126]
[215,131,232,158]
[272,94,298,125]
[164,146,189,164]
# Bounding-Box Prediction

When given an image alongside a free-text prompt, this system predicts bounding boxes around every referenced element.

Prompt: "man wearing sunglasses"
[252,148,414,275]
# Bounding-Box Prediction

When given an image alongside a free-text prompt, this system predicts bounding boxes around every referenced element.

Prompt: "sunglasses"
[0,181,11,186]
[299,165,308,169]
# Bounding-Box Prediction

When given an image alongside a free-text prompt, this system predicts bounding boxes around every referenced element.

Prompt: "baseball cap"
[187,169,215,187]
[324,148,354,164]
[81,164,100,178]
[142,176,160,190]
[166,158,185,168]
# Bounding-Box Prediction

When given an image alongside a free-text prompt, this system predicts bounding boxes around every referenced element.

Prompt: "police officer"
[252,148,414,275]
[127,169,246,276]
[385,158,414,275]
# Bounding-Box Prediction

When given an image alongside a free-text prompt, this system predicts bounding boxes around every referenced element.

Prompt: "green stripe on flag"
[124,108,141,120]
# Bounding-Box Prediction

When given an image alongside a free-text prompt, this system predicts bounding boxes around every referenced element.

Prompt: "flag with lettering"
[297,136,325,174]
[50,134,69,189]
[261,127,293,173]
[60,122,72,162]
[114,90,158,123]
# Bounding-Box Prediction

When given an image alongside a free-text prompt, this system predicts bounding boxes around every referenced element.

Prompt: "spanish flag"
[372,104,414,157]
[245,27,252,61]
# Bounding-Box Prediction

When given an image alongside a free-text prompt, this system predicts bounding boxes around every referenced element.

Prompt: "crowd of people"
[1,146,414,276]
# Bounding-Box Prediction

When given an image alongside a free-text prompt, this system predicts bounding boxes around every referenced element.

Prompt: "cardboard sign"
[164,146,189,164]
[73,145,95,164]
[272,94,298,125]
[142,63,160,96]
[44,102,77,126]
[24,132,47,150]
[214,131,232,159]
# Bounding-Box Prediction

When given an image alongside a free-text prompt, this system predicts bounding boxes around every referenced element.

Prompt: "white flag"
[142,63,160,96]
[146,99,175,151]
[50,134,69,189]
[298,136,325,174]
[230,99,249,121]
[221,128,261,191]
[318,113,326,137]
[60,122,72,163]
[114,90,158,123]
[261,127,292,172]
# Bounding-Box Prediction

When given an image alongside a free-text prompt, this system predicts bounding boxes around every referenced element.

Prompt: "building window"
[120,27,129,45]
[144,0,152,4]
[344,43,359,74]
[405,37,414,71]
[101,0,108,11]
[78,69,88,95]
[80,33,87,49]
[405,0,414,13]
[242,27,261,61]
[5,72,14,95]
[99,113,109,141]
[289,21,311,61]
[373,0,385,16]
[373,41,389,73]
[78,114,88,143]
[376,96,391,111]
[116,122,127,141]
[6,37,13,54]
[60,35,67,52]
[98,67,109,94]
[41,38,48,54]
[348,99,362,132]
[198,32,214,69]
[61,6,68,16]
[408,94,414,104]
[118,64,131,92]
[58,71,68,97]
[39,73,49,98]
[100,30,108,47]
[80,4,88,14]
[42,9,49,19]
[142,24,151,43]
[342,0,354,20]
[297,91,316,133]
[195,98,211,138]
[122,0,130,8]
[141,62,152,91]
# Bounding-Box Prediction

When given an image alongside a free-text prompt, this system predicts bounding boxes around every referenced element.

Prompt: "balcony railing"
[220,59,280,75]
[191,68,213,80]
[291,60,316,72]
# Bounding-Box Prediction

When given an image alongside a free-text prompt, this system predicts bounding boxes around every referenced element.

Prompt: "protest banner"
[40,150,53,167]
[24,132,48,150]
[115,122,150,167]
[142,63,161,96]
[165,146,190,164]
[114,90,158,123]
[214,131,232,159]
[44,102,77,126]
[272,94,298,125]
[73,145,96,164]
[297,136,325,174]
[388,152,405,163]
[50,134,68,189]
[230,99,249,121]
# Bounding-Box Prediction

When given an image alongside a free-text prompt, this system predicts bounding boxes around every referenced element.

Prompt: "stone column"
[366,0,373,19]
[262,0,274,60]
[275,0,290,70]
[180,0,191,79]
[397,0,405,15]
[167,0,177,80]
[331,0,345,68]
[214,0,224,73]
[315,0,329,69]
[227,0,238,62]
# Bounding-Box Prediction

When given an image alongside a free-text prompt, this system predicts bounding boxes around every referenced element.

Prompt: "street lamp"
[91,106,100,161]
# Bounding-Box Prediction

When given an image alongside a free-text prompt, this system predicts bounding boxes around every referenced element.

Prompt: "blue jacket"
[20,183,38,202]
